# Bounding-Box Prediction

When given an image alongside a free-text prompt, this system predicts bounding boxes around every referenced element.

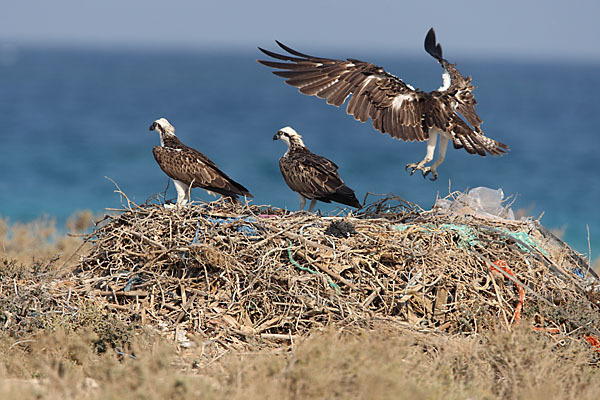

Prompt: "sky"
[1,0,599,61]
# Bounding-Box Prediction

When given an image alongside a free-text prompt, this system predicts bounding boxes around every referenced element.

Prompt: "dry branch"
[4,194,599,360]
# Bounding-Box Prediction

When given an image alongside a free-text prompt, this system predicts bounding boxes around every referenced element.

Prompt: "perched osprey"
[149,118,252,206]
[258,28,508,181]
[274,126,361,212]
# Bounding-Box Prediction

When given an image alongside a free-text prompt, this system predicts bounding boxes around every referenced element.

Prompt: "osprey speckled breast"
[149,118,252,206]
[274,126,360,212]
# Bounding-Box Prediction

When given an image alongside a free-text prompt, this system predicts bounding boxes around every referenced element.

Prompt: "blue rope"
[286,240,340,292]
[182,220,202,260]
[115,349,136,360]
[190,220,201,245]
[123,274,142,292]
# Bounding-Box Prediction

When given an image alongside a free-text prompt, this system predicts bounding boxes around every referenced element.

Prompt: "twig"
[294,249,360,290]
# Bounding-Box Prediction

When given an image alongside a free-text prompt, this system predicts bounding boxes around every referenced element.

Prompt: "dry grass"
[1,326,600,399]
[0,211,92,270]
[1,200,599,399]
[218,325,600,400]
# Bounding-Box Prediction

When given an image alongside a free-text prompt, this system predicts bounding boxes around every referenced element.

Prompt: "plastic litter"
[435,186,515,220]
[393,223,479,249]
[205,216,258,236]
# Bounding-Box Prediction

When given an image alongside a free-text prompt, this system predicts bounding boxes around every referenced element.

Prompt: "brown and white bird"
[258,28,508,181]
[274,126,361,212]
[149,118,252,206]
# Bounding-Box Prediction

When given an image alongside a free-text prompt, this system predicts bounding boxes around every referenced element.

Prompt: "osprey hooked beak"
[149,118,175,136]
[273,131,282,141]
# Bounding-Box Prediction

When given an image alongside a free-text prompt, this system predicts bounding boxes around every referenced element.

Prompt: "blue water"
[0,45,598,259]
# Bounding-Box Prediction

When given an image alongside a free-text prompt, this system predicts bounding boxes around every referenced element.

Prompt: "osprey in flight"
[274,126,361,212]
[258,28,508,180]
[149,118,252,206]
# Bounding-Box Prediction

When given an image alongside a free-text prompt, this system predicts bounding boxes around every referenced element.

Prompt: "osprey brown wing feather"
[279,151,342,201]
[258,42,509,156]
[258,45,431,143]
[279,150,360,208]
[152,146,252,199]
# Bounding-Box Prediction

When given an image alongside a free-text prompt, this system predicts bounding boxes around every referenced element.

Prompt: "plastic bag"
[435,187,515,220]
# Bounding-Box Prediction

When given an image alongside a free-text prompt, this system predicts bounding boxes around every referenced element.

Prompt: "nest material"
[64,194,600,349]
[3,192,598,359]
[325,220,357,238]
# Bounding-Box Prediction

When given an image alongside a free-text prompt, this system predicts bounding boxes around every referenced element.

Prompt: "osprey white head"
[149,118,175,146]
[273,126,305,150]
[150,118,175,135]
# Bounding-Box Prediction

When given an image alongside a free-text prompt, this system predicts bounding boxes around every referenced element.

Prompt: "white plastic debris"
[435,187,515,220]
[176,328,194,348]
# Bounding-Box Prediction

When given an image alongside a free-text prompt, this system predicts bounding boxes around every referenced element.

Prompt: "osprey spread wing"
[258,28,508,180]
[149,118,252,206]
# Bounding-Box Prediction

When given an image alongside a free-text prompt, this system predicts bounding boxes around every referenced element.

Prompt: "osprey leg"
[406,133,438,178]
[308,199,318,212]
[173,179,191,206]
[297,193,306,211]
[424,135,449,181]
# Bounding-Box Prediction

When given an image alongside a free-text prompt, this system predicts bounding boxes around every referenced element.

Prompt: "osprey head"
[149,118,175,136]
[273,126,305,149]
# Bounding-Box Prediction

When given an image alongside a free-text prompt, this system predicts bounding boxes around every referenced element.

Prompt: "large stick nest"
[66,193,600,350]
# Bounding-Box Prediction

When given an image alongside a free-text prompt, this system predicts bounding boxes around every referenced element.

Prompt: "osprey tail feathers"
[200,179,253,201]
[451,133,509,157]
[318,184,361,209]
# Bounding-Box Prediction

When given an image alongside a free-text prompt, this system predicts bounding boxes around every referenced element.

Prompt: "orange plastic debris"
[491,260,525,323]
[585,335,600,352]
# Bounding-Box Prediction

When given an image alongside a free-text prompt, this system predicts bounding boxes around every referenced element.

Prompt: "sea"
[0,44,598,260]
